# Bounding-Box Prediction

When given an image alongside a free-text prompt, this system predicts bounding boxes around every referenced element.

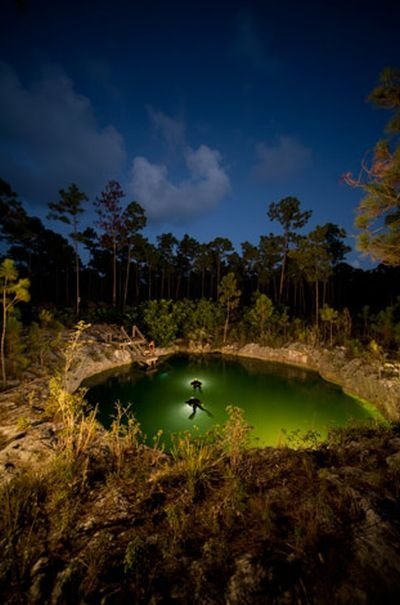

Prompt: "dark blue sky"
[1,0,399,265]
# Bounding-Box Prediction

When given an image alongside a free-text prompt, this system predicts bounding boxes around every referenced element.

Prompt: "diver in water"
[185,396,213,419]
[190,378,203,391]
[186,396,204,411]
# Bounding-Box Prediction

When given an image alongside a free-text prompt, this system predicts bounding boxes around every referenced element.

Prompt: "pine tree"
[95,180,125,307]
[48,183,88,316]
[0,259,30,387]
[267,197,312,300]
[218,272,241,343]
[249,293,274,344]
[345,68,400,265]
[121,201,146,308]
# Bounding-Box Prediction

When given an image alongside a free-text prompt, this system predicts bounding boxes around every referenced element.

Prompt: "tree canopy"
[267,196,312,300]
[345,67,400,266]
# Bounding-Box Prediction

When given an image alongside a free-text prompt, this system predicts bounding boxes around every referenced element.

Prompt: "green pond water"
[84,354,382,447]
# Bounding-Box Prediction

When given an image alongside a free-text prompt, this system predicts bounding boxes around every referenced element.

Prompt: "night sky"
[1,0,399,266]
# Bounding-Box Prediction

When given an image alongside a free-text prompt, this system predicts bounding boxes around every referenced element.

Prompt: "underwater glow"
[174,402,191,420]
[85,354,383,448]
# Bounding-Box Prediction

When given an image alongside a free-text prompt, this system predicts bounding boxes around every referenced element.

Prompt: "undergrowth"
[1,409,400,603]
[1,324,400,603]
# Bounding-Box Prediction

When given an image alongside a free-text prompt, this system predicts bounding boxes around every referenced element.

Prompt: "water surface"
[85,354,381,447]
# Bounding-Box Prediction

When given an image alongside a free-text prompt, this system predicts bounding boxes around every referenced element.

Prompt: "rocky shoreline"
[1,333,400,603]
[1,332,399,481]
[56,324,400,423]
[0,332,140,480]
[221,342,400,422]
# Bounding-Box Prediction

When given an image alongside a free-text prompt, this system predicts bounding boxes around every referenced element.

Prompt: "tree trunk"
[65,265,69,308]
[322,280,327,306]
[1,285,7,387]
[112,239,117,307]
[123,244,132,310]
[223,304,230,344]
[315,281,319,328]
[148,266,152,300]
[279,234,289,301]
[273,275,278,302]
[300,280,306,314]
[216,259,221,298]
[167,272,171,299]
[210,272,214,300]
[73,219,80,318]
[175,275,181,300]
[75,246,80,317]
[135,266,140,300]
[160,269,165,299]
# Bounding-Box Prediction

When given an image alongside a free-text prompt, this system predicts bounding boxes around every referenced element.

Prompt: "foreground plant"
[0,258,30,387]
[170,429,222,497]
[107,402,143,476]
[1,411,400,603]
[222,405,253,471]
[46,320,101,460]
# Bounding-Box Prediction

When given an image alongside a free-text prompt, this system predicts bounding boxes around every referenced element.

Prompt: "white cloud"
[128,145,231,221]
[0,62,125,203]
[253,136,312,180]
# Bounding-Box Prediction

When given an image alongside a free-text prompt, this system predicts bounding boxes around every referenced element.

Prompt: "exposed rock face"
[64,324,154,393]
[64,345,135,393]
[61,330,400,423]
[219,343,400,422]
[0,326,147,481]
[1,331,399,485]
[232,343,311,367]
[0,381,59,482]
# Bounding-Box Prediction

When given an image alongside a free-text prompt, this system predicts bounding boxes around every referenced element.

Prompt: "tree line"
[1,252,400,389]
[1,178,398,319]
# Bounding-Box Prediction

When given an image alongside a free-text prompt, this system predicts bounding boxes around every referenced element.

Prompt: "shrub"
[143,299,178,346]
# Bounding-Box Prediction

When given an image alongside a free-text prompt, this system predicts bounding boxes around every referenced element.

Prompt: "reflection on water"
[235,356,310,382]
[85,354,382,448]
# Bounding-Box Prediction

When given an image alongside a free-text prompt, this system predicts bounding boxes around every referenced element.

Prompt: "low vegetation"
[0,322,398,603]
[1,384,400,604]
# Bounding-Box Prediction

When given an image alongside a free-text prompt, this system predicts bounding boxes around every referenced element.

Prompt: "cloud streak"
[147,107,186,153]
[0,62,125,204]
[232,10,279,75]
[128,145,231,222]
[253,136,312,181]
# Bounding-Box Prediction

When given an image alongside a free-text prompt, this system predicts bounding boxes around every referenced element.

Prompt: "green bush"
[142,299,178,346]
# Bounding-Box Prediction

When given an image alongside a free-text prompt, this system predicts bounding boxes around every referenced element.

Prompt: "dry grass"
[1,357,400,605]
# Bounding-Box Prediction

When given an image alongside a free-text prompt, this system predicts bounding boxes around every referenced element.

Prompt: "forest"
[0,65,400,605]
[1,173,400,374]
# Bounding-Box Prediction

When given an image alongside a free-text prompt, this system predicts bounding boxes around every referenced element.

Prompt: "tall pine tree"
[345,68,400,265]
